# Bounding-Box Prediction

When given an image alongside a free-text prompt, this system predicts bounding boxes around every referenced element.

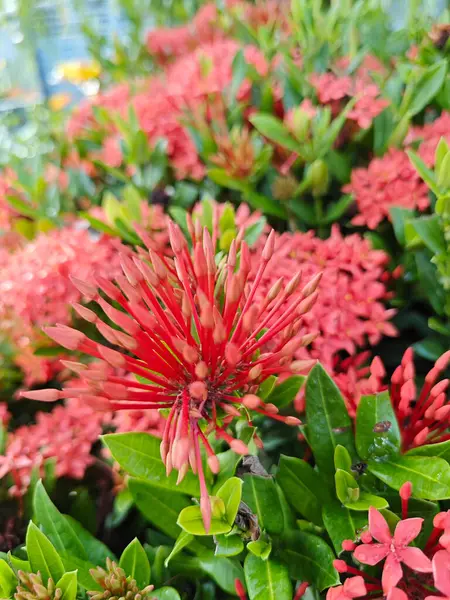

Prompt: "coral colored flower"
[408,111,450,167]
[427,550,450,600]
[353,507,432,593]
[251,226,396,373]
[344,148,430,229]
[22,223,316,530]
[326,577,366,600]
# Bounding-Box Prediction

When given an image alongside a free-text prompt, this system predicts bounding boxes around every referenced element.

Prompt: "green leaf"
[322,500,367,555]
[56,571,78,600]
[335,469,359,504]
[244,554,293,600]
[323,195,353,224]
[63,516,115,565]
[61,554,99,590]
[334,445,352,473]
[249,114,300,153]
[129,478,191,539]
[390,207,415,246]
[247,539,271,560]
[242,475,284,534]
[7,553,30,573]
[33,481,87,560]
[345,492,389,511]
[0,559,16,597]
[258,376,277,401]
[407,440,450,462]
[103,433,200,496]
[266,376,305,409]
[216,478,243,526]
[79,213,119,237]
[245,190,287,219]
[119,538,150,588]
[244,218,267,247]
[355,391,401,461]
[151,588,181,600]
[276,456,327,526]
[407,150,439,195]
[193,555,244,594]
[214,534,244,557]
[305,363,355,477]
[368,455,450,500]
[207,169,248,192]
[26,522,65,583]
[279,531,338,591]
[164,531,194,567]
[6,195,39,218]
[177,499,231,536]
[406,61,447,117]
[406,215,446,254]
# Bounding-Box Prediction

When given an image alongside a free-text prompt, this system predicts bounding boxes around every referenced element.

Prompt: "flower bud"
[309,159,329,196]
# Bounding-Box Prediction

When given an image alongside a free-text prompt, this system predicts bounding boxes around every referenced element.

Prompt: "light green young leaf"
[119,538,150,588]
[26,522,65,584]
[216,478,243,526]
[56,571,78,600]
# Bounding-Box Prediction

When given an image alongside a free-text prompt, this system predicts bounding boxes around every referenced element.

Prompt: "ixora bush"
[0,0,450,599]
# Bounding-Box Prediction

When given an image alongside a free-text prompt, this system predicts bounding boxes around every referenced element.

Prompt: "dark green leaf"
[103,433,200,496]
[119,538,150,588]
[323,195,353,224]
[151,588,181,600]
[195,555,244,594]
[322,501,367,555]
[63,516,115,565]
[242,475,284,534]
[244,218,267,247]
[33,481,87,560]
[129,478,191,539]
[279,531,339,591]
[61,554,100,590]
[276,456,328,526]
[407,440,450,462]
[406,61,447,117]
[244,554,292,600]
[368,455,450,500]
[390,207,415,246]
[305,364,355,477]
[406,215,446,254]
[26,522,64,584]
[266,377,305,409]
[355,391,401,460]
[214,534,244,557]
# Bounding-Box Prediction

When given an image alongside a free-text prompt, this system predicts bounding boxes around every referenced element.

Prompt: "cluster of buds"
[15,571,62,600]
[88,558,154,600]
[210,126,258,180]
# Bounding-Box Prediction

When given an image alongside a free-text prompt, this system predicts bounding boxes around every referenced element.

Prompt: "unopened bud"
[309,159,329,196]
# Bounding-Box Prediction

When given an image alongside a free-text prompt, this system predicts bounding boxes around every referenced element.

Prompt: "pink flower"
[23,223,315,530]
[344,148,430,229]
[353,507,432,593]
[326,577,366,600]
[427,550,450,600]
[409,111,450,167]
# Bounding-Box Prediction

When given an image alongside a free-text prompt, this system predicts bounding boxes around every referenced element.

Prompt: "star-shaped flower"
[326,576,366,600]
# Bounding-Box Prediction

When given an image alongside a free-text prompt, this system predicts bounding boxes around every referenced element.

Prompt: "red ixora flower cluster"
[250,226,396,378]
[343,148,430,230]
[344,347,450,450]
[22,222,319,529]
[332,486,450,600]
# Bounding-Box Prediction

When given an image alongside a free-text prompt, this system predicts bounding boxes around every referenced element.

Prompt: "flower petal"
[369,506,392,543]
[398,547,432,573]
[343,576,366,598]
[353,543,389,566]
[432,550,450,597]
[326,586,343,600]
[387,588,408,600]
[382,553,403,594]
[394,517,423,546]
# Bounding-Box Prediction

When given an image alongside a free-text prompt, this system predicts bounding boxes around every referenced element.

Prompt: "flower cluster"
[408,111,450,166]
[250,226,396,375]
[22,222,319,528]
[88,558,154,600]
[15,570,63,600]
[343,148,430,229]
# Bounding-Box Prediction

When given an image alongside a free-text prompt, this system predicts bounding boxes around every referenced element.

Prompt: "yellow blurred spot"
[48,92,72,111]
[55,60,101,84]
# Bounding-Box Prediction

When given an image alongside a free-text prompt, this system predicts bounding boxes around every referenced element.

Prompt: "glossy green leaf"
[63,516,115,565]
[242,475,284,534]
[322,501,367,555]
[305,364,355,477]
[216,477,243,526]
[7,554,30,573]
[247,539,272,560]
[335,469,359,504]
[406,60,447,117]
[214,428,255,491]
[0,559,16,597]
[151,588,181,600]
[355,391,401,460]
[195,555,244,594]
[276,455,327,526]
[244,554,292,600]
[103,433,200,496]
[249,114,300,153]
[407,440,450,462]
[406,215,446,255]
[177,500,231,537]
[164,531,194,567]
[129,478,191,539]
[265,376,305,409]
[61,554,100,590]
[345,492,389,511]
[280,531,339,591]
[214,534,244,557]
[26,522,65,584]
[56,571,78,600]
[33,481,87,560]
[368,456,450,500]
[334,445,352,473]
[407,150,439,195]
[119,538,150,588]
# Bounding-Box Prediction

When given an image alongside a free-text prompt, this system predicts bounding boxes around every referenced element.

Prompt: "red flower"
[22,223,316,530]
[427,550,450,600]
[326,577,366,600]
[353,507,432,594]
